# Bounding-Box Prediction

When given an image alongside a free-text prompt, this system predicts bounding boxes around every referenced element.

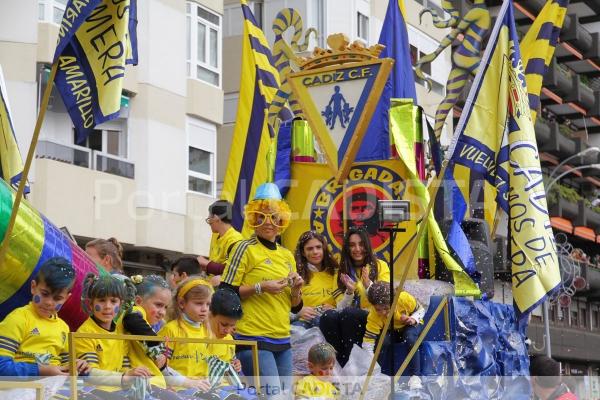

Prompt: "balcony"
[36,140,134,179]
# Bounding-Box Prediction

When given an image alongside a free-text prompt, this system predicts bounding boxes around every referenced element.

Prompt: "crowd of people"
[0,183,425,400]
[1,181,576,399]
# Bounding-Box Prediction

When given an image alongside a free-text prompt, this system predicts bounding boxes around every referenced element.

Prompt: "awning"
[551,217,573,233]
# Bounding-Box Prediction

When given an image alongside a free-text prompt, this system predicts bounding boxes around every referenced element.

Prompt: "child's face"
[30,280,70,318]
[180,295,210,323]
[92,296,122,325]
[136,287,171,325]
[210,313,238,338]
[309,359,335,379]
[374,304,390,318]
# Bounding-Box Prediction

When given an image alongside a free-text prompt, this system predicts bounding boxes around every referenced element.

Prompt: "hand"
[340,274,356,293]
[197,255,209,269]
[209,275,221,287]
[399,314,417,326]
[38,364,69,376]
[288,272,304,290]
[260,279,288,294]
[361,266,372,290]
[231,358,242,373]
[75,359,91,375]
[122,367,152,385]
[154,354,167,369]
[184,378,211,392]
[297,306,318,321]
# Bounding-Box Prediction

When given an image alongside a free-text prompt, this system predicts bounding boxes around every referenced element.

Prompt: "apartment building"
[0,0,225,272]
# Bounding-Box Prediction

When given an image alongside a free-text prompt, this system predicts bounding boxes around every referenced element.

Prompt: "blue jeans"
[237,348,292,398]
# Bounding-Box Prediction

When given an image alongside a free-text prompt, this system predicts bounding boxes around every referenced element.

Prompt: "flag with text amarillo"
[221,1,281,235]
[447,0,560,315]
[53,0,138,143]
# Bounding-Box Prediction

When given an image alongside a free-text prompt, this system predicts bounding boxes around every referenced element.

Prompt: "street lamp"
[541,162,600,358]
[548,147,600,181]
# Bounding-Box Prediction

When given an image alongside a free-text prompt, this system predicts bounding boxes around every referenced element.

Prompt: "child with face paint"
[123,275,181,399]
[76,273,151,398]
[0,257,89,377]
[158,277,215,393]
[294,343,339,399]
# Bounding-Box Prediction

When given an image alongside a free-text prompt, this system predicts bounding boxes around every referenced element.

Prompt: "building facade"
[0,0,226,273]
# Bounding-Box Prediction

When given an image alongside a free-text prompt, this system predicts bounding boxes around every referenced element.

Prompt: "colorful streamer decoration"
[0,179,107,330]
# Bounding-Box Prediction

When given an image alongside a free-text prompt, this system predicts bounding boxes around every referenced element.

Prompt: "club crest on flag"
[288,35,393,182]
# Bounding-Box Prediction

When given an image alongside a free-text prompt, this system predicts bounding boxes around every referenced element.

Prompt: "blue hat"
[253,183,282,201]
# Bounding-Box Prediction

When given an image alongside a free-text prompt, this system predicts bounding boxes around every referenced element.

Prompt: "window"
[571,309,579,327]
[186,2,221,87]
[250,0,264,29]
[581,307,588,328]
[187,117,216,196]
[357,12,369,42]
[75,127,128,159]
[593,309,599,329]
[38,0,68,24]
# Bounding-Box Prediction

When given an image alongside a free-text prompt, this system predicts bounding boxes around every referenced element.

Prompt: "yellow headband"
[177,278,214,300]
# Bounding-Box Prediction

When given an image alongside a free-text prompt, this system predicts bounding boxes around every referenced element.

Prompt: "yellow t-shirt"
[301,270,337,308]
[333,259,390,309]
[295,375,339,399]
[126,306,166,388]
[76,317,131,391]
[222,236,297,342]
[158,318,213,378]
[363,291,418,345]
[0,303,69,368]
[209,227,244,264]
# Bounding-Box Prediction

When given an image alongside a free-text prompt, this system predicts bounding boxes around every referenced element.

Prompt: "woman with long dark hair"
[293,231,339,328]
[319,227,390,366]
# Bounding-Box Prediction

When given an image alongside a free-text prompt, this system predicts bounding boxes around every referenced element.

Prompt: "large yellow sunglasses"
[246,211,288,228]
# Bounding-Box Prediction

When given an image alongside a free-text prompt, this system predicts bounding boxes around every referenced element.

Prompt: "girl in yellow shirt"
[159,277,214,393]
[76,273,150,398]
[293,231,339,328]
[319,228,390,366]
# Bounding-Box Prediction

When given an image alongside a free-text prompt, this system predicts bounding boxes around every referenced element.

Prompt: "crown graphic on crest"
[298,33,385,71]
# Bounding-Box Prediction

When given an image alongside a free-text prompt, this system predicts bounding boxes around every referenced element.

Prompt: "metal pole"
[543,301,552,357]
[548,147,600,181]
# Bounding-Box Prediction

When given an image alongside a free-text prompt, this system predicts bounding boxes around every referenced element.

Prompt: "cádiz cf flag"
[53,0,138,143]
[447,0,560,315]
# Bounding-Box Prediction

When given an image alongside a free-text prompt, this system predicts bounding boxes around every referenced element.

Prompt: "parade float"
[0,0,568,398]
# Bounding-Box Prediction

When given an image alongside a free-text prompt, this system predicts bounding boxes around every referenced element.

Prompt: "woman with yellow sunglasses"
[220,183,304,398]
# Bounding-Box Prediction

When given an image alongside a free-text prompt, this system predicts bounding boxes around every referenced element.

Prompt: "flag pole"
[359,160,451,400]
[0,61,58,265]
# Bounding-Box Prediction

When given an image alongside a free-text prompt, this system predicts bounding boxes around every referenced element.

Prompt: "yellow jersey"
[333,259,390,309]
[126,306,166,388]
[76,317,131,391]
[158,318,214,379]
[209,227,244,264]
[295,375,339,399]
[0,303,69,368]
[363,291,419,345]
[301,270,337,308]
[222,236,296,342]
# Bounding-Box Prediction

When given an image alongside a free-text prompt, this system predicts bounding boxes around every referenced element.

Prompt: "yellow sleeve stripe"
[122,356,131,368]
[223,238,256,284]
[0,336,19,347]
[80,353,99,363]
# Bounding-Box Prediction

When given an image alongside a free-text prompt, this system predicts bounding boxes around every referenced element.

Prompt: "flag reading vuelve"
[53,0,138,143]
[447,0,560,316]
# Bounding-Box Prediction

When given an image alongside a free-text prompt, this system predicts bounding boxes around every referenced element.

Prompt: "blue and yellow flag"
[521,0,568,123]
[0,66,26,191]
[53,0,138,143]
[354,0,416,162]
[221,1,281,235]
[447,0,560,315]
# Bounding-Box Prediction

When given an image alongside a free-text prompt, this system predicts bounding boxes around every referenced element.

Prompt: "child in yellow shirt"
[0,257,89,377]
[362,282,424,376]
[295,343,339,399]
[77,273,150,398]
[159,277,215,393]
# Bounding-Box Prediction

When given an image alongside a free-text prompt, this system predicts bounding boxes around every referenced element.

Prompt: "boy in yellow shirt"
[295,343,339,399]
[0,257,89,377]
[362,282,424,376]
